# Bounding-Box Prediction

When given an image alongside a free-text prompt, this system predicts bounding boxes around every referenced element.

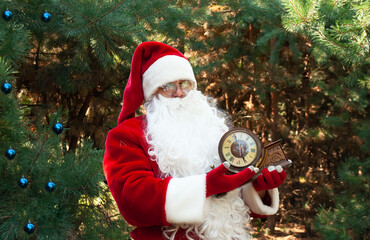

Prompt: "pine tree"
[0,2,139,237]
[0,58,131,238]
[0,0,204,151]
[278,1,369,238]
[314,157,370,240]
[180,0,369,237]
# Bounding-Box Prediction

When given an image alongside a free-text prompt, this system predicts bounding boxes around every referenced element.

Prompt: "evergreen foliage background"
[0,61,131,239]
[0,0,368,239]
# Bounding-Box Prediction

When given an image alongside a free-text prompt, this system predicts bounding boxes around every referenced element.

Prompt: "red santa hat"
[117,41,197,125]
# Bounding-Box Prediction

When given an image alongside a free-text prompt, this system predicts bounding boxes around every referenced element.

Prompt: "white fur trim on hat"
[165,174,206,224]
[142,55,197,100]
[242,182,279,216]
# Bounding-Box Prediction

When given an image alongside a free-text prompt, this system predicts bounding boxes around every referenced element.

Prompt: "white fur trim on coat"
[242,182,279,216]
[142,55,197,100]
[165,174,206,224]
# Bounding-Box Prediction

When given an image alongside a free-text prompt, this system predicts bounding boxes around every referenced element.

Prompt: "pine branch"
[5,225,14,240]
[0,38,10,51]
[59,0,94,22]
[84,0,127,28]
[26,134,49,176]
[138,0,173,20]
[286,0,308,23]
[94,0,105,17]
[136,0,152,17]
[316,29,345,49]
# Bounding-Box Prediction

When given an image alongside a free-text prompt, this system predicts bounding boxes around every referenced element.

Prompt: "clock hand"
[233,134,241,154]
[233,134,242,155]
[234,134,247,162]
[240,148,247,163]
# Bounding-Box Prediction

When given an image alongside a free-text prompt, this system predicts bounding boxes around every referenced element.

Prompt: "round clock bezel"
[218,128,262,173]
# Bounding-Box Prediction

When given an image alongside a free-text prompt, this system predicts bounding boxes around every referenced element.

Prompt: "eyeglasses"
[159,80,195,97]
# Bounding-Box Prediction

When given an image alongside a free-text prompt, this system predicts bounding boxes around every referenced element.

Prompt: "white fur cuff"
[165,174,206,224]
[242,182,279,216]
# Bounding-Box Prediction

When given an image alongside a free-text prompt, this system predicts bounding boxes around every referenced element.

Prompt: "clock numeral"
[249,142,255,146]
[251,148,256,153]
[227,139,232,143]
[229,156,235,162]
[225,152,231,157]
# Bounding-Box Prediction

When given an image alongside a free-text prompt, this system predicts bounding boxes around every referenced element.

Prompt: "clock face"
[218,128,262,173]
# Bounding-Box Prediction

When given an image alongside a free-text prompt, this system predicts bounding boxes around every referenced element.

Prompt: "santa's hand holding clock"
[206,162,258,197]
[103,41,286,240]
[253,166,287,191]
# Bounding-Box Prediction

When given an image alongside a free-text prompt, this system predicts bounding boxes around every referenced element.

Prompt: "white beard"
[145,90,229,177]
[145,90,252,240]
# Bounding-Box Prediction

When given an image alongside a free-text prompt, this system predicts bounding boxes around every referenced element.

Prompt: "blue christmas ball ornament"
[45,181,56,192]
[18,177,29,189]
[24,222,35,234]
[5,148,16,160]
[41,11,51,22]
[2,10,12,21]
[1,82,12,94]
[52,122,63,134]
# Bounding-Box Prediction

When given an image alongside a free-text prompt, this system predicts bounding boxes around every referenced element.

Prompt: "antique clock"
[218,128,262,173]
[218,128,292,174]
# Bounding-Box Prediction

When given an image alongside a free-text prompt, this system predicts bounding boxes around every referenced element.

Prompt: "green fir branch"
[138,0,174,20]
[93,0,105,17]
[286,0,308,23]
[59,0,94,22]
[82,0,127,28]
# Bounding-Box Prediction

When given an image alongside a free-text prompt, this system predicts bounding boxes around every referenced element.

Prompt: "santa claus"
[103,41,286,240]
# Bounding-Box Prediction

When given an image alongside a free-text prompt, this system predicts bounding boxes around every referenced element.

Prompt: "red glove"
[206,162,257,197]
[252,165,286,191]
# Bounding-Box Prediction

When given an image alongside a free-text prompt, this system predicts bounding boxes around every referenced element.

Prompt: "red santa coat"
[103,115,280,240]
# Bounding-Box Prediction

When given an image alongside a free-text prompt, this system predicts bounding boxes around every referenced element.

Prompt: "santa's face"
[144,90,230,178]
[155,80,195,98]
